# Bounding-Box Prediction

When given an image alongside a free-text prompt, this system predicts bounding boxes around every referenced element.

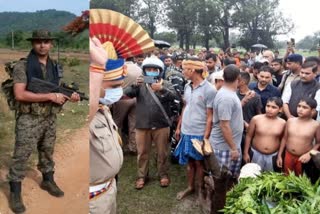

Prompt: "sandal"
[160,176,170,187]
[135,178,145,190]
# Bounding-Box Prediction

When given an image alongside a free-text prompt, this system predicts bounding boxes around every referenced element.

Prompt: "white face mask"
[99,87,123,105]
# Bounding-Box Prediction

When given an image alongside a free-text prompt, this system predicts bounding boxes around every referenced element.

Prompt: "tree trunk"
[221,8,230,50]
[205,32,210,50]
[179,31,184,49]
[149,19,156,39]
[223,27,230,50]
[185,32,190,51]
[251,17,259,44]
[150,28,155,39]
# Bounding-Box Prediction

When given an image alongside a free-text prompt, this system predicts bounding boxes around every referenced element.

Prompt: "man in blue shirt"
[249,66,281,113]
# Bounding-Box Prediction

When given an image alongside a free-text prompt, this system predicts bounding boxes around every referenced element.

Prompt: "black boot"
[9,181,26,214]
[40,171,64,197]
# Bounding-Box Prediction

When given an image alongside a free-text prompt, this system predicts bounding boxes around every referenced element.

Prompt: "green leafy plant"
[223,172,320,214]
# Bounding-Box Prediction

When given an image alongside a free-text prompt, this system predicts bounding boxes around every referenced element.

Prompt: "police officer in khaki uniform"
[7,30,80,213]
[89,38,125,214]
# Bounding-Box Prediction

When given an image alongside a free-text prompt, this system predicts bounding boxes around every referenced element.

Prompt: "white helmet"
[142,56,164,72]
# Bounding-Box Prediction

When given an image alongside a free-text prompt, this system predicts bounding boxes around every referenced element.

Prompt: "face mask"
[146,71,160,77]
[99,87,123,105]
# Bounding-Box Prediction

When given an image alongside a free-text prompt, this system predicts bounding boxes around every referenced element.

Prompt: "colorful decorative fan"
[90,9,155,59]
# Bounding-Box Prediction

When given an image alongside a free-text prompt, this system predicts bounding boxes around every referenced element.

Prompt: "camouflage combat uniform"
[164,66,186,96]
[7,60,61,182]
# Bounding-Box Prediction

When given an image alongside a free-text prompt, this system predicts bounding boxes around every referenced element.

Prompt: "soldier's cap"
[26,30,57,41]
[286,54,303,65]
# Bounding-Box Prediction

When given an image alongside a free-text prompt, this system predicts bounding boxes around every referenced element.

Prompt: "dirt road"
[0,126,89,214]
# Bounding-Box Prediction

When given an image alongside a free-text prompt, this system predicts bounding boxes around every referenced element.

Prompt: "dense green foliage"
[224,172,320,214]
[0,10,75,36]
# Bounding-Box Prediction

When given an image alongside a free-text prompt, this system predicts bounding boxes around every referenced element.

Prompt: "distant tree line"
[91,0,294,50]
[297,31,320,51]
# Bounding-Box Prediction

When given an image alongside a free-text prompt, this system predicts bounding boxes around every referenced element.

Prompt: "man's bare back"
[286,118,319,156]
[251,115,286,154]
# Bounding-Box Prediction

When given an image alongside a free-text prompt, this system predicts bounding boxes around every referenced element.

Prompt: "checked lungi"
[214,149,242,178]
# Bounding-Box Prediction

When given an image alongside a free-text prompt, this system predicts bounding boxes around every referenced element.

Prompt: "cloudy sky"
[279,0,320,41]
[0,0,88,16]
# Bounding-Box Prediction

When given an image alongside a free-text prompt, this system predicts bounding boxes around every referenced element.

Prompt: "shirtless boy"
[277,98,320,176]
[243,97,286,171]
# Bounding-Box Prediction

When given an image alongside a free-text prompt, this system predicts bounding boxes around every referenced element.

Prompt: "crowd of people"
[114,46,320,190]
[90,40,320,213]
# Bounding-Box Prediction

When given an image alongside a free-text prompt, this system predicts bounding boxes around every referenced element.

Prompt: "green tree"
[196,0,219,49]
[154,31,177,45]
[234,0,293,50]
[166,0,198,50]
[211,0,239,49]
[5,30,24,47]
[136,0,165,38]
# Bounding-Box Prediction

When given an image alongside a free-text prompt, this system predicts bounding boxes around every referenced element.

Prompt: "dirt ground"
[0,49,89,214]
[0,126,89,214]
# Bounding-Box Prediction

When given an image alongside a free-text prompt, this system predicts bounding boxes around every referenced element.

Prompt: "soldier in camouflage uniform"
[7,30,80,213]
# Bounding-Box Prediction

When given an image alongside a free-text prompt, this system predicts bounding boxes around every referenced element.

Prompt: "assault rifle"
[27,77,89,101]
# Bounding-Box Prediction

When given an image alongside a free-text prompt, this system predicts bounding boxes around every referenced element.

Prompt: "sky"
[0,0,88,16]
[278,0,320,41]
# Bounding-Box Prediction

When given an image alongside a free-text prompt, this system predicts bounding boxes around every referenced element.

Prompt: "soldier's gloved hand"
[69,92,80,102]
[51,93,68,105]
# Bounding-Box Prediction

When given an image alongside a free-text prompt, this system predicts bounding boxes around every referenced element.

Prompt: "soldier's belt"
[17,102,61,116]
